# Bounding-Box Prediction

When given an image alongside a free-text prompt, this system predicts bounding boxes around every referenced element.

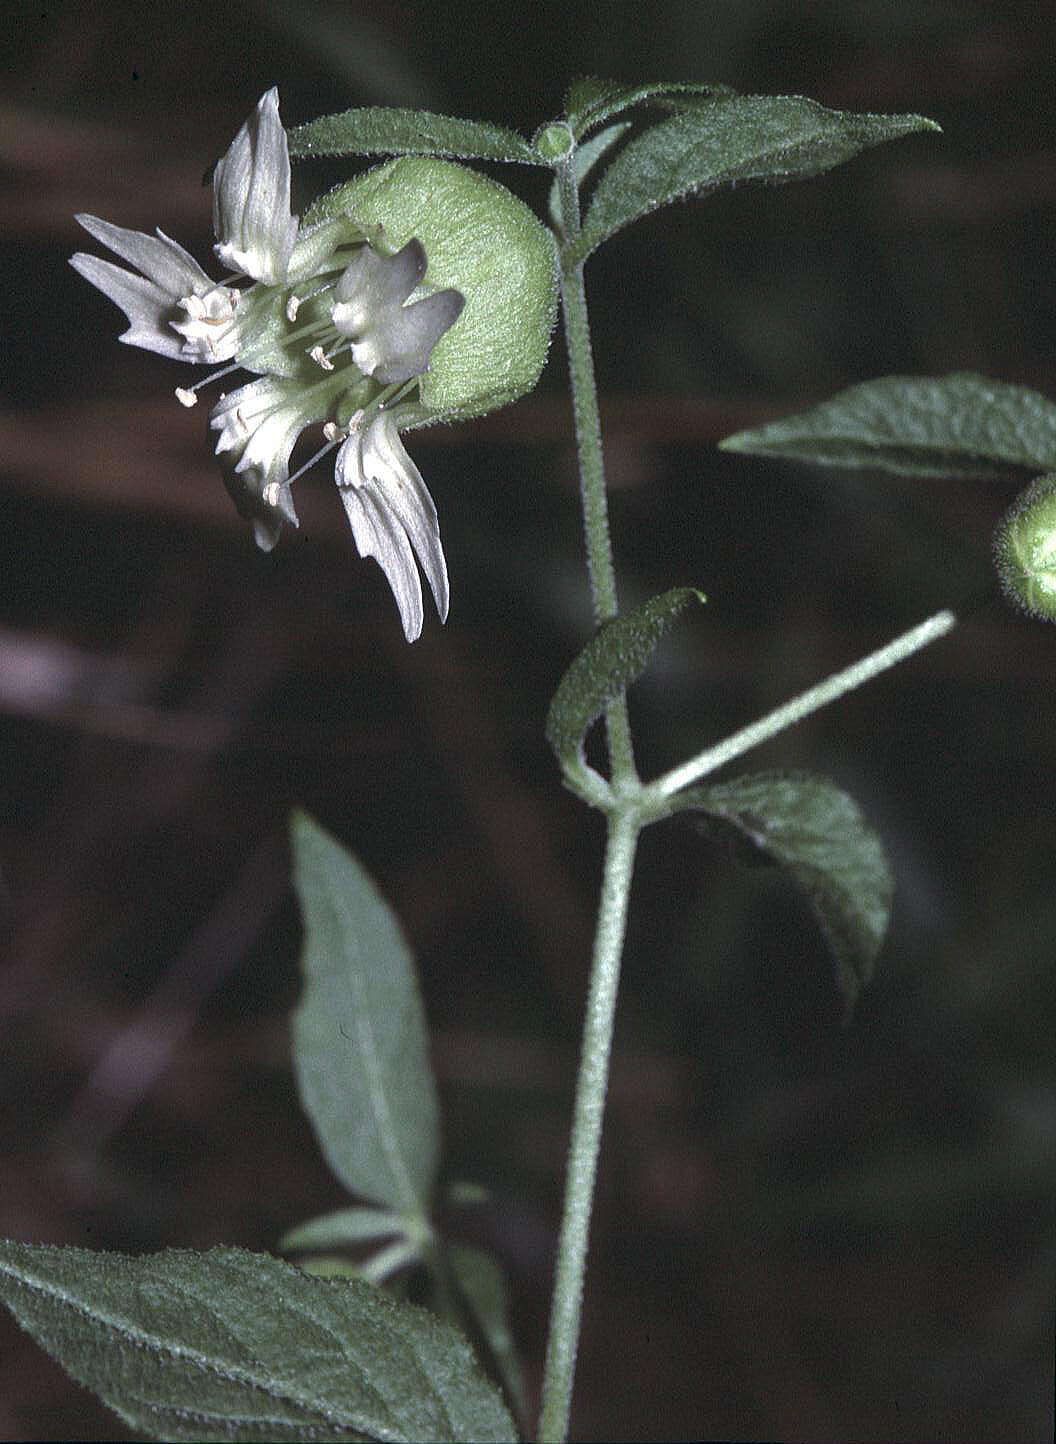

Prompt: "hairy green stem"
[537,810,641,1443]
[649,608,958,799]
[536,155,643,1444]
[557,155,636,785]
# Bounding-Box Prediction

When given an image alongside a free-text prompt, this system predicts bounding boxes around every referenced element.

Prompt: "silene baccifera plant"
[2,78,1054,1444]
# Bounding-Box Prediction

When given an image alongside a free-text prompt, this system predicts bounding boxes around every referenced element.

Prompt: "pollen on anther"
[309,344,334,371]
[286,295,301,322]
[175,387,198,408]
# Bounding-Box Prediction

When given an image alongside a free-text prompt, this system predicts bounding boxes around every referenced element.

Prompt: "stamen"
[173,361,243,407]
[285,433,341,489]
[309,345,334,372]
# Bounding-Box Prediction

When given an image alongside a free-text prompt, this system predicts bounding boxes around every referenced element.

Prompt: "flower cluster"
[70,89,464,641]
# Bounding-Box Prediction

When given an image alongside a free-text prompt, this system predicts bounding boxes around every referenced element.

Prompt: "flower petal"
[210,376,324,549]
[332,240,465,383]
[335,413,449,640]
[71,215,222,359]
[332,240,426,332]
[361,413,449,620]
[360,290,465,385]
[75,214,214,298]
[69,252,189,359]
[212,88,298,284]
[339,480,425,642]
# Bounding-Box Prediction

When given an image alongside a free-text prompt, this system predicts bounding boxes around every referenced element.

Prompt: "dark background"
[1,1,1054,1439]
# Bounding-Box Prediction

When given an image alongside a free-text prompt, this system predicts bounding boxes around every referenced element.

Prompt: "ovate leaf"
[569,96,939,264]
[287,107,539,164]
[720,372,1056,477]
[291,812,440,1215]
[0,1242,516,1443]
[546,588,705,778]
[685,771,893,1017]
[564,76,735,139]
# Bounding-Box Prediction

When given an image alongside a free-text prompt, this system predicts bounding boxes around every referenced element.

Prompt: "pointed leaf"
[291,811,440,1215]
[684,771,893,1017]
[287,107,539,164]
[721,372,1056,478]
[449,1245,526,1427]
[546,588,705,777]
[564,77,735,139]
[280,1205,411,1254]
[548,122,632,229]
[0,1241,516,1443]
[569,96,939,264]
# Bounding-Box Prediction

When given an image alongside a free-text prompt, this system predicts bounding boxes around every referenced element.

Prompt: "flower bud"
[994,474,1056,621]
[304,157,558,424]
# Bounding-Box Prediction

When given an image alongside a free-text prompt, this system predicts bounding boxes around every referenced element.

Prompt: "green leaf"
[563,76,735,139]
[0,1241,516,1443]
[546,588,705,778]
[449,1245,526,1429]
[280,1205,411,1255]
[291,811,441,1216]
[568,95,939,265]
[548,122,632,229]
[720,372,1056,478]
[683,771,893,1017]
[287,107,539,164]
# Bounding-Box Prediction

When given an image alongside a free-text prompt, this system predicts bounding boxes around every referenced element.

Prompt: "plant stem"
[648,608,958,799]
[557,156,636,785]
[535,156,643,1444]
[537,809,640,1444]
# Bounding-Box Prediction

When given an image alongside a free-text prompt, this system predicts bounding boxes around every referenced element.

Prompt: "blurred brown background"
[1,1,1054,1439]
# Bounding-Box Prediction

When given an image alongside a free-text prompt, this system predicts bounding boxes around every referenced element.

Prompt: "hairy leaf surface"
[721,372,1056,477]
[0,1242,517,1443]
[288,108,538,164]
[684,770,893,1017]
[570,96,938,264]
[546,588,705,778]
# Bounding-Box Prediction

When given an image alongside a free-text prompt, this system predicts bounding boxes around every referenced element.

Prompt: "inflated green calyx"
[305,156,558,424]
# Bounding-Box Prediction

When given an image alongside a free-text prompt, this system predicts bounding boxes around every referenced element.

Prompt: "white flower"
[212,88,298,285]
[70,89,467,641]
[69,215,239,362]
[210,376,336,551]
[335,410,449,642]
[331,239,465,383]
